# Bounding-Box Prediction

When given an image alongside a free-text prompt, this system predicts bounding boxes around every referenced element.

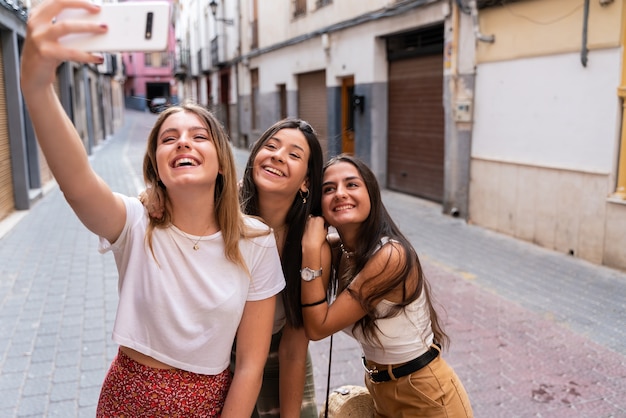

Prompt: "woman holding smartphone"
[301,155,473,417]
[21,2,284,416]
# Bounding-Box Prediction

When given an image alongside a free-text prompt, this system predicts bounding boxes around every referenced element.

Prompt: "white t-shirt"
[99,194,285,375]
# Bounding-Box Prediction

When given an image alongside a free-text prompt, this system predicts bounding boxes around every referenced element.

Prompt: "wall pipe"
[468,0,494,43]
[455,0,471,14]
[581,0,590,67]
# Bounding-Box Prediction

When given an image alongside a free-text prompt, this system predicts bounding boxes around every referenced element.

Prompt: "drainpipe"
[581,0,590,67]
[468,0,494,43]
[235,0,242,146]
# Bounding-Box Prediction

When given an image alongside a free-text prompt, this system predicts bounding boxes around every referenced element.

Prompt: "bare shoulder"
[368,239,407,266]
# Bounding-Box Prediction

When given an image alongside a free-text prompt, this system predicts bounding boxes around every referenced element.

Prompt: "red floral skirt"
[96,348,232,417]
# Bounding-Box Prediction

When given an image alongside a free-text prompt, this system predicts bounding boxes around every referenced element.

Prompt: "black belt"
[362,344,440,383]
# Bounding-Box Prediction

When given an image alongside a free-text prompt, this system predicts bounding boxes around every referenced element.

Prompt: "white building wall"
[258,0,441,43]
[473,49,621,174]
[251,1,444,89]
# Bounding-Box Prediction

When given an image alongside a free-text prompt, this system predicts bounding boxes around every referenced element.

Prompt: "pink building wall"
[122,0,178,111]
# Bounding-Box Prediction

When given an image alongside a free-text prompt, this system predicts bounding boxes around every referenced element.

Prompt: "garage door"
[297,70,328,157]
[0,43,14,221]
[387,29,444,202]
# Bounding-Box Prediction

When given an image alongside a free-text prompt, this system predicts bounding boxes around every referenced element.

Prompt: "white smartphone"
[57,2,170,52]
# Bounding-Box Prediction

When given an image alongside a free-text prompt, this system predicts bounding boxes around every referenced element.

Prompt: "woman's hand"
[19,0,125,244]
[302,215,327,253]
[139,188,165,220]
[21,0,106,94]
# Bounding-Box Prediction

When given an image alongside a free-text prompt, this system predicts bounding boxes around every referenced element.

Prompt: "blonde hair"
[142,102,260,271]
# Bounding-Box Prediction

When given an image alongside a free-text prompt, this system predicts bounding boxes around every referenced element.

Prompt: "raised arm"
[21,0,125,243]
[301,217,407,341]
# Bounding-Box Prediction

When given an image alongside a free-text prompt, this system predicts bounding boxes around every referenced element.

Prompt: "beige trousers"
[364,354,473,418]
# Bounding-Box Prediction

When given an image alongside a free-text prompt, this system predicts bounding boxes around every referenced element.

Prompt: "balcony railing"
[210,36,226,67]
[96,54,117,76]
[174,48,191,80]
[198,47,212,73]
[250,19,258,50]
[0,0,28,21]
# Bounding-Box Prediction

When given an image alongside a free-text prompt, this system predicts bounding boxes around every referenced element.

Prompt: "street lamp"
[209,0,234,26]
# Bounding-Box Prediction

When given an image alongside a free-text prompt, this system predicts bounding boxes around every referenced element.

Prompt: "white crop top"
[344,293,434,364]
[99,194,285,375]
[342,238,433,364]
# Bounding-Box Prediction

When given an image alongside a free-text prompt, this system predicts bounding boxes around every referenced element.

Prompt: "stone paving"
[0,109,625,417]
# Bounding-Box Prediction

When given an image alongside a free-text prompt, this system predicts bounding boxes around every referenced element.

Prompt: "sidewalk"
[1,109,625,417]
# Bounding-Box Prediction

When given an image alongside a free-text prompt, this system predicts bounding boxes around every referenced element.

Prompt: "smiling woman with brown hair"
[20,1,284,416]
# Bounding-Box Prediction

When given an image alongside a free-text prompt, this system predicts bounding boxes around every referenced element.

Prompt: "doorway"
[341,77,355,155]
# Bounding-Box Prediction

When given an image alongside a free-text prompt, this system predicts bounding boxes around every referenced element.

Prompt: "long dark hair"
[240,118,323,328]
[325,154,449,349]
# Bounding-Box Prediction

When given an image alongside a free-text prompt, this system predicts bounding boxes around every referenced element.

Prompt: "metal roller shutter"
[387,54,444,202]
[297,70,327,157]
[0,43,15,221]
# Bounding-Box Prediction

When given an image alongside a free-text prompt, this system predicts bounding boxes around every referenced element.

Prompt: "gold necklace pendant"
[182,232,202,251]
[177,225,210,251]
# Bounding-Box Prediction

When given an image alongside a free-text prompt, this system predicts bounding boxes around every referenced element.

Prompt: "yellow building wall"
[476,0,623,63]
[468,0,626,270]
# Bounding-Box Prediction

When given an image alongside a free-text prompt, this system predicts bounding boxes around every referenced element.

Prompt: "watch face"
[301,267,321,281]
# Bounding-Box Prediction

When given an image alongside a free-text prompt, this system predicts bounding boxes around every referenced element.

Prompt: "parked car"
[149,97,169,113]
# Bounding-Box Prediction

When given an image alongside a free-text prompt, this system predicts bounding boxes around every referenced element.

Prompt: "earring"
[299,189,310,204]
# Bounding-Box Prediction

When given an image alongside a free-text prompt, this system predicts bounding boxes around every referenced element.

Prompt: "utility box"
[454,99,473,122]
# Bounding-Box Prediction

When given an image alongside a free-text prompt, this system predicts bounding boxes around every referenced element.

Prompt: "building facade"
[11,0,621,271]
[171,0,626,271]
[0,0,29,222]
[173,0,239,137]
[0,0,125,224]
[468,0,626,269]
[123,0,179,111]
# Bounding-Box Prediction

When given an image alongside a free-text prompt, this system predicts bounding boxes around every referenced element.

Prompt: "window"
[144,52,170,68]
[251,0,258,49]
[251,69,259,130]
[277,84,287,119]
[294,0,306,17]
[316,0,332,8]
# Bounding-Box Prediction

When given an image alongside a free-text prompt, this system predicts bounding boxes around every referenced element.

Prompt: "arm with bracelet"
[300,215,331,312]
[300,216,368,342]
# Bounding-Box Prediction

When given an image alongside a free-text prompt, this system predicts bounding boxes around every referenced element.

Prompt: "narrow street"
[0,110,625,417]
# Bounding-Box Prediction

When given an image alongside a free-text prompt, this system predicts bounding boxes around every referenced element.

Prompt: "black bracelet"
[301,297,327,308]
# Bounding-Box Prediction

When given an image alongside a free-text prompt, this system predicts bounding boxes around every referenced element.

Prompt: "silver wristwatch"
[300,267,323,281]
